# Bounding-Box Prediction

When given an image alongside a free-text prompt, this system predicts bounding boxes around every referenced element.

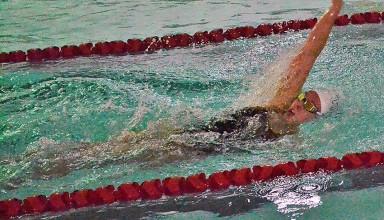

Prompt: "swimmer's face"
[284,91,321,124]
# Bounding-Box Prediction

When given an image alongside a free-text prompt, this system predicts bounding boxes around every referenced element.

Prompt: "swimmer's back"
[201,106,281,141]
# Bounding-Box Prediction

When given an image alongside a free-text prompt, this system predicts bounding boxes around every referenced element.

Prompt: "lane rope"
[0,151,383,218]
[0,11,384,219]
[0,12,383,64]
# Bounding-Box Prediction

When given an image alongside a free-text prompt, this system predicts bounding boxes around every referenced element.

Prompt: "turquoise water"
[1,0,384,219]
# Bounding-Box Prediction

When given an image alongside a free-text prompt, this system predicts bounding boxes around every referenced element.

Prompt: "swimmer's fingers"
[331,0,343,11]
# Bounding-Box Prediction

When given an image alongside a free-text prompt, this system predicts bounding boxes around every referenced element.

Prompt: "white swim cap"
[313,90,336,115]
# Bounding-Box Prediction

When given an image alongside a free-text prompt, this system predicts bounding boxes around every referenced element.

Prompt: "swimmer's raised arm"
[267,0,343,110]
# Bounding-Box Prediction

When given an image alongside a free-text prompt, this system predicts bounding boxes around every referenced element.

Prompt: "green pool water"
[0,0,383,219]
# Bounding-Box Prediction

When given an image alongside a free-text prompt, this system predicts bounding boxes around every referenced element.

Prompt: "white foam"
[237,44,303,109]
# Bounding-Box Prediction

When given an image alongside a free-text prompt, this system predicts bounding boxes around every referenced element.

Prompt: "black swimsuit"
[165,107,282,154]
[201,106,280,141]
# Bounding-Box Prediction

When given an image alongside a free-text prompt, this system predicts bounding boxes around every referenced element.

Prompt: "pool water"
[1,0,384,219]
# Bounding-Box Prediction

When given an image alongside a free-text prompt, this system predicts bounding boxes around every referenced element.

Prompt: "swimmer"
[108,0,345,157]
[5,0,344,184]
[194,0,343,141]
[265,0,343,123]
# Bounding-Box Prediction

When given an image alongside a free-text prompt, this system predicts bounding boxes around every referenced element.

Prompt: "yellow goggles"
[297,92,320,115]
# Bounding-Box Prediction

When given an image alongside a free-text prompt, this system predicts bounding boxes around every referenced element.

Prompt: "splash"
[237,44,303,109]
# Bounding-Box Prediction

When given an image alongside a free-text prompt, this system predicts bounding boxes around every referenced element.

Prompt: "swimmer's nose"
[294,100,305,111]
[290,103,300,113]
[286,110,294,116]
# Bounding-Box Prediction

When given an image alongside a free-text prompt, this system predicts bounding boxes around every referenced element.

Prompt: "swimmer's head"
[284,90,336,124]
[313,90,336,115]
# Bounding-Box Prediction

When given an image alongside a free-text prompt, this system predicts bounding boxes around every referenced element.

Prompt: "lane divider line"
[0,150,383,218]
[0,12,383,64]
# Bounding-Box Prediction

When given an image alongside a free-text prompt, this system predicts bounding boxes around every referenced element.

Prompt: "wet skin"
[284,91,321,124]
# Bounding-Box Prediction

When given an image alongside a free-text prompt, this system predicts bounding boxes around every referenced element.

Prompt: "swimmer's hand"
[331,0,343,11]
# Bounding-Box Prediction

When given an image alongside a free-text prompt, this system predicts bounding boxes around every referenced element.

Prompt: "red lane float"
[342,153,364,170]
[0,52,10,63]
[335,14,350,26]
[92,185,116,205]
[350,12,381,25]
[194,31,210,44]
[140,179,164,200]
[114,182,141,202]
[363,12,381,23]
[9,50,27,62]
[208,172,231,191]
[27,48,45,62]
[21,195,48,215]
[255,24,273,36]
[70,190,91,208]
[273,21,288,34]
[224,27,242,40]
[229,168,254,186]
[47,192,71,212]
[143,36,163,52]
[110,41,128,54]
[303,18,318,29]
[209,29,226,43]
[287,20,302,31]
[1,11,382,64]
[297,159,318,173]
[92,42,112,56]
[0,199,22,219]
[162,177,183,196]
[172,33,192,47]
[316,157,342,172]
[43,47,61,60]
[127,39,144,53]
[161,35,177,49]
[181,173,209,193]
[0,150,383,218]
[61,45,81,59]
[79,43,94,56]
[271,162,299,178]
[243,26,256,38]
[357,151,382,167]
[350,13,366,24]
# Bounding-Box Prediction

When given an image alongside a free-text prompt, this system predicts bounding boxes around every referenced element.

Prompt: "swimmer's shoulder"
[242,106,298,136]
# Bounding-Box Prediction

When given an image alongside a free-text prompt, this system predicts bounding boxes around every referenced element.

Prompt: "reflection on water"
[256,173,330,219]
